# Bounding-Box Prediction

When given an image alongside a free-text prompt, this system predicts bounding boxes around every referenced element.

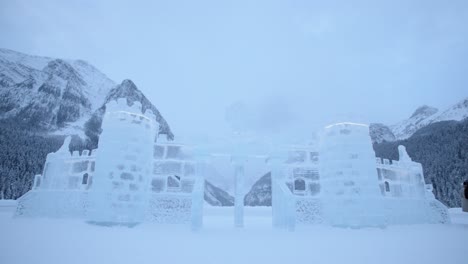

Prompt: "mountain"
[391,105,439,140]
[369,123,396,143]
[244,172,271,206]
[84,79,174,146]
[374,118,468,207]
[430,98,468,124]
[390,99,468,140]
[369,98,468,142]
[204,180,234,206]
[0,48,115,135]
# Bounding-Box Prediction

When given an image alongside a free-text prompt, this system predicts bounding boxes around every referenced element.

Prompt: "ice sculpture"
[273,122,450,229]
[87,99,157,225]
[15,98,204,229]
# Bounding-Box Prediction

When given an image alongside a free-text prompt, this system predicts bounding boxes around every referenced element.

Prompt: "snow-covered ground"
[1,202,467,264]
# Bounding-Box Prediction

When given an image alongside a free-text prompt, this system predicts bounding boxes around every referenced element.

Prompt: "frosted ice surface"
[87,99,158,225]
[319,123,385,227]
[16,98,204,229]
[272,122,449,229]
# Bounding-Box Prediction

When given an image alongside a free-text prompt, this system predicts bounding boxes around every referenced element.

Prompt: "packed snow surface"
[1,204,467,264]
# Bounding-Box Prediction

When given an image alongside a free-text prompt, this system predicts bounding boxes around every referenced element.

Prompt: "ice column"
[87,99,158,225]
[233,157,245,228]
[270,157,295,231]
[191,161,206,231]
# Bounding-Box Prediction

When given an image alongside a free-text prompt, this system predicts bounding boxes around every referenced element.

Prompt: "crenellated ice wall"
[273,122,450,229]
[87,98,158,225]
[16,98,204,229]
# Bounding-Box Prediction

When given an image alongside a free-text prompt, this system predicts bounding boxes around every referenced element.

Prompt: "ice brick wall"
[87,99,158,224]
[318,122,385,227]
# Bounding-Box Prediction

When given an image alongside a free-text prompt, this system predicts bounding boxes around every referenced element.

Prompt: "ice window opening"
[82,173,89,185]
[294,178,306,192]
[385,181,390,192]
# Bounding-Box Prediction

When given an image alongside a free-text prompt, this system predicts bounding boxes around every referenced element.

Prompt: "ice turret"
[319,122,384,227]
[87,98,159,225]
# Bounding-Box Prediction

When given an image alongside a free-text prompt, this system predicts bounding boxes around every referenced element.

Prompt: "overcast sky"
[1,0,467,142]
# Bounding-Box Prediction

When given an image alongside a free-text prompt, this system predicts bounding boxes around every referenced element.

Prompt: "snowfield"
[0,203,467,264]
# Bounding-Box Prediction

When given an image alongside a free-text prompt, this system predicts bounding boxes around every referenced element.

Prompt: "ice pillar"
[191,161,205,231]
[234,162,244,228]
[270,157,295,231]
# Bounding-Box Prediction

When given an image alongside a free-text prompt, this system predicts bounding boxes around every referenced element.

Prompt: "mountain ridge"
[0,48,234,206]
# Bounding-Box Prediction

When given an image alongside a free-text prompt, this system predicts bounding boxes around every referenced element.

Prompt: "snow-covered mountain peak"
[389,99,468,140]
[0,48,52,70]
[431,97,468,123]
[0,48,116,134]
[43,59,86,86]
[390,105,439,140]
[120,79,138,90]
[409,105,438,119]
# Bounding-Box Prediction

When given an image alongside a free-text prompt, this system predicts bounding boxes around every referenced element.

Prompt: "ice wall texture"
[319,122,385,227]
[87,98,158,225]
[15,98,203,228]
[376,146,427,199]
[16,136,96,218]
[273,122,449,229]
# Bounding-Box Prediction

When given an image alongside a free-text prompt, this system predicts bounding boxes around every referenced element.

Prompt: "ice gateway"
[15,99,449,228]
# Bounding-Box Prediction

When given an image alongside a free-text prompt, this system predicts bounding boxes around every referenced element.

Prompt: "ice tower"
[319,122,384,227]
[87,98,158,225]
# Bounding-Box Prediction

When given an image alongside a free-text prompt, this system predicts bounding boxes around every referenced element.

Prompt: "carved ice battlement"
[105,98,156,126]
[32,136,98,191]
[273,122,449,229]
[17,98,204,229]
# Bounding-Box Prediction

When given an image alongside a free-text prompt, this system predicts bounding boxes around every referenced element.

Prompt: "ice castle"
[15,101,448,229]
[272,122,449,229]
[16,98,204,229]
